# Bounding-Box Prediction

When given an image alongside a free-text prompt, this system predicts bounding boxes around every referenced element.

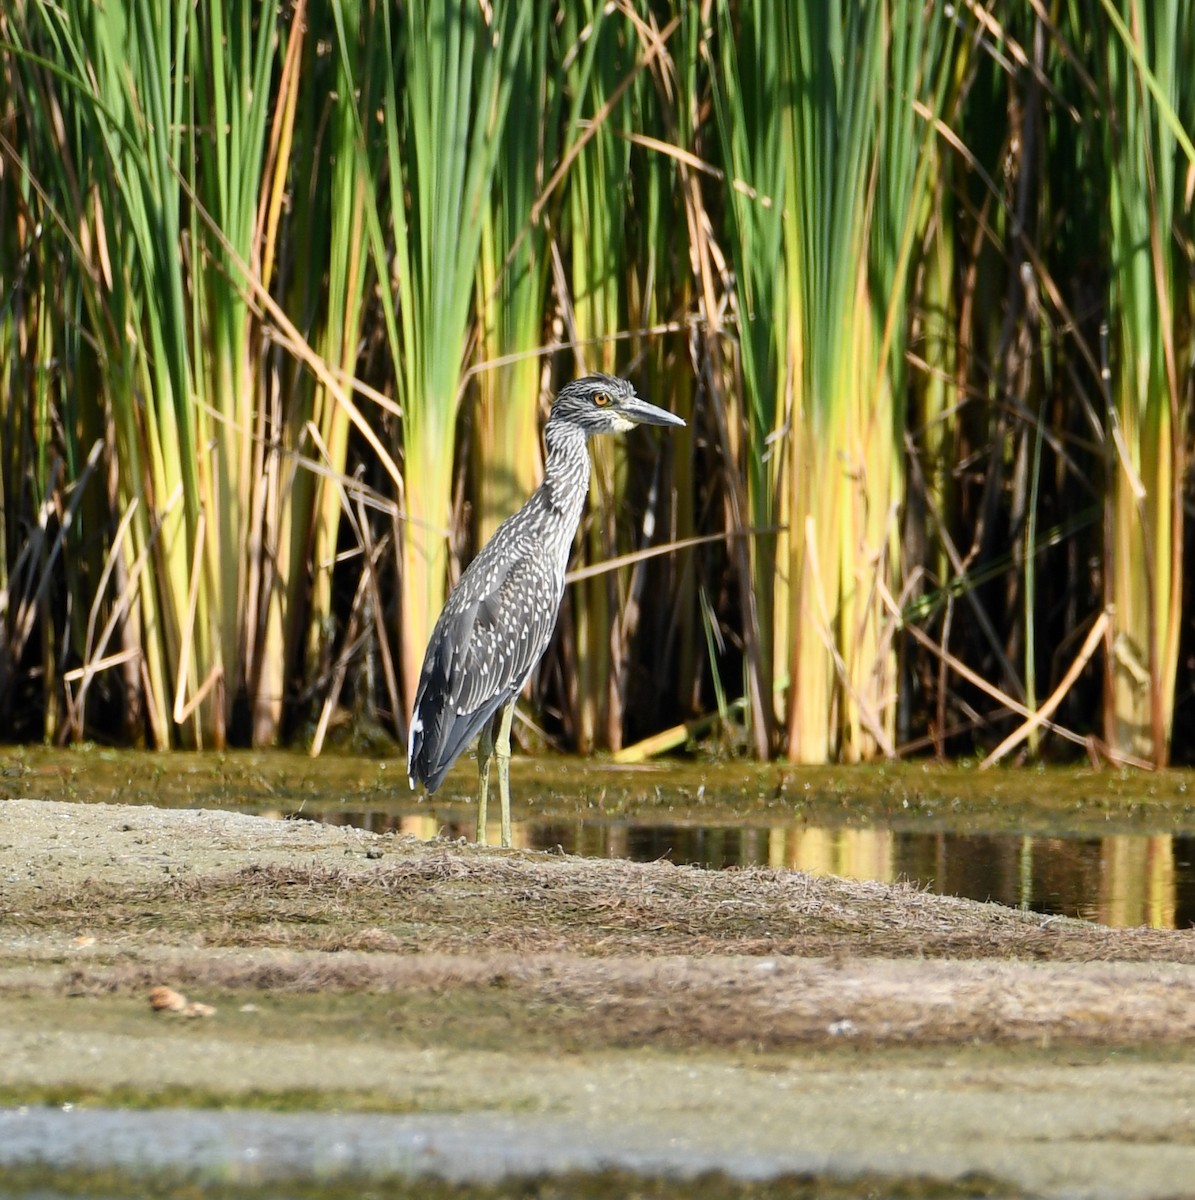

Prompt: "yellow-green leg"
[495,701,515,848]
[476,720,494,844]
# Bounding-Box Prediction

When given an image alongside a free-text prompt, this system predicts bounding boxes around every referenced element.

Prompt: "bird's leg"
[495,701,516,848]
[476,719,495,845]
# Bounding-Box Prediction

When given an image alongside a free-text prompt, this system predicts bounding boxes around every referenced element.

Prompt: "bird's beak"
[621,395,687,428]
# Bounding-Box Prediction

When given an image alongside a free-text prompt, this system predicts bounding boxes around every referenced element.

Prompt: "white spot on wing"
[407,711,423,789]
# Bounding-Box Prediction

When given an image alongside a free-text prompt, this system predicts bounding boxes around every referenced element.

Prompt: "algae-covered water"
[0,1107,1017,1200]
[4,745,1194,927]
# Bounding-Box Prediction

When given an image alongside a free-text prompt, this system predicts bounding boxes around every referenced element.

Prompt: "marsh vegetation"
[1,1,1192,771]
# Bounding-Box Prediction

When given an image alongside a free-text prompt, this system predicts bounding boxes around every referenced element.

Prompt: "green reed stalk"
[711,0,788,756]
[472,7,561,548]
[306,0,374,700]
[187,0,279,740]
[560,1,633,751]
[246,0,380,743]
[6,0,300,746]
[652,5,701,720]
[375,0,528,714]
[620,4,696,731]
[715,0,952,763]
[905,145,958,743]
[845,0,954,760]
[2,5,111,737]
[1098,0,1193,763]
[29,0,199,745]
[249,3,307,744]
[0,38,29,722]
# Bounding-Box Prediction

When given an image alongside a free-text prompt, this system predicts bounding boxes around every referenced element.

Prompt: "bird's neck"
[542,421,591,525]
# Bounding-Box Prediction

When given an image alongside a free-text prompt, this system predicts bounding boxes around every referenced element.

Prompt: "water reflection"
[315,810,1195,931]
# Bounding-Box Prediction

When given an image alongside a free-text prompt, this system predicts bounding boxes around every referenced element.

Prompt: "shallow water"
[323,811,1195,929]
[0,1105,899,1193]
[5,746,1195,929]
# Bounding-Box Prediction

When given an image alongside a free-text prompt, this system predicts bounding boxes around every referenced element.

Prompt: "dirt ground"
[3,796,1195,1198]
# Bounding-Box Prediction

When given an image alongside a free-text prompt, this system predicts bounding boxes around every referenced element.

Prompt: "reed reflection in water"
[323,812,1195,931]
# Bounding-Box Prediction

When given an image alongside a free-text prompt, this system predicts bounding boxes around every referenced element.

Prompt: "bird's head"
[547,373,686,437]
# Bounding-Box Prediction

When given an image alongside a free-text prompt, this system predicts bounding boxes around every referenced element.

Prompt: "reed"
[558,1,634,752]
[374,0,529,715]
[1097,0,1193,764]
[619,5,698,740]
[561,2,694,752]
[2,0,1193,768]
[298,1,375,710]
[5,0,211,745]
[710,0,787,757]
[714,1,953,762]
[471,7,564,549]
[658,8,703,722]
[0,0,385,747]
[183,0,292,746]
[250,0,395,746]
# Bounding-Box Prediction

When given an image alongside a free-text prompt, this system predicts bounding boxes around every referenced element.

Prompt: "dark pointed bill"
[621,395,687,428]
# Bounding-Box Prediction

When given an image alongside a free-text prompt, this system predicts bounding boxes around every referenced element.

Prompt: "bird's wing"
[408,548,563,790]
[450,553,562,715]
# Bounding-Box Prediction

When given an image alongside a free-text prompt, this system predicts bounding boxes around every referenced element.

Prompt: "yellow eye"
[593,393,611,407]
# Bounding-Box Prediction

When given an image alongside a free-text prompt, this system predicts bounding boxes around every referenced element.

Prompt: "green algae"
[0,1164,1023,1200]
[4,744,1195,838]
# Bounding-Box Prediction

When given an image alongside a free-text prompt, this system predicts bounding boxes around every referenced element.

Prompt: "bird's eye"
[593,393,611,407]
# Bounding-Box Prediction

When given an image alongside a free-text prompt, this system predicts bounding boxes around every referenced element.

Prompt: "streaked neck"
[542,420,591,522]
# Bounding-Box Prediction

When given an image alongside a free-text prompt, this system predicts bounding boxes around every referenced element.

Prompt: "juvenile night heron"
[407,373,686,846]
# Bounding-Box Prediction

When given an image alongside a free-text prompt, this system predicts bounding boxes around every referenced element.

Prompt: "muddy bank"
[4,797,1195,1198]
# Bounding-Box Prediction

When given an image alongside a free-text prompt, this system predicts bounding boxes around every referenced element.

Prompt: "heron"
[406,373,686,846]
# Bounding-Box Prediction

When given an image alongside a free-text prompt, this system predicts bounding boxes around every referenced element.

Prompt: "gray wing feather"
[407,540,563,790]
[451,554,561,713]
